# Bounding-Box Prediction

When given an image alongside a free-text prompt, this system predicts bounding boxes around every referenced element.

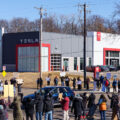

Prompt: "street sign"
[2,71,6,77]
[106,73,111,80]
[3,66,6,71]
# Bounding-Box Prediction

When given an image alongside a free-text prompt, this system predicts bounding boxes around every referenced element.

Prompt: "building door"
[111,59,119,67]
[63,58,69,71]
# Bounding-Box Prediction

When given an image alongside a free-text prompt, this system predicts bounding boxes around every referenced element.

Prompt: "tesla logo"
[97,32,101,41]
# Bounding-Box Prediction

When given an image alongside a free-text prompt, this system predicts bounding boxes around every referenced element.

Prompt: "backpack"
[105,80,109,87]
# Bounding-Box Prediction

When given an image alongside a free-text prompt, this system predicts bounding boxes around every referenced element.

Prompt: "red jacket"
[61,97,69,111]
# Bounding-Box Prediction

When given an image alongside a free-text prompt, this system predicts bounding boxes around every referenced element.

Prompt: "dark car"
[97,65,109,72]
[107,65,117,71]
[23,86,75,105]
[86,66,97,72]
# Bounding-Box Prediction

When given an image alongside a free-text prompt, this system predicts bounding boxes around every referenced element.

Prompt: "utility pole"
[83,4,87,88]
[34,7,43,78]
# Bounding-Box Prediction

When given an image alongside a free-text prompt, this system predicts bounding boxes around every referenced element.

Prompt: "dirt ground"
[7,88,113,120]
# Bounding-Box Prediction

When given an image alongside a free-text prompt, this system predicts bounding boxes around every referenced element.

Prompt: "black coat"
[43,96,53,112]
[88,94,96,108]
[23,99,35,114]
[71,97,84,115]
[0,109,5,120]
[35,96,44,112]
[81,95,88,109]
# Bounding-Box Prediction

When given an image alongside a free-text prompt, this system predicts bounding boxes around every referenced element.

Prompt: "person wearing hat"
[71,94,84,120]
[61,93,70,120]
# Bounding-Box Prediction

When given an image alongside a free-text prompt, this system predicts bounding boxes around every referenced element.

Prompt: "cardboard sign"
[4,85,14,98]
[113,75,117,79]
[58,93,63,101]
[16,79,24,84]
[106,73,111,80]
[60,72,66,77]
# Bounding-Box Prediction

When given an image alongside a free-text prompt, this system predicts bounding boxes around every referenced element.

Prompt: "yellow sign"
[2,71,6,77]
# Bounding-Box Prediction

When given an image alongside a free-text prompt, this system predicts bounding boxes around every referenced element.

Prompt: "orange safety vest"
[99,102,107,111]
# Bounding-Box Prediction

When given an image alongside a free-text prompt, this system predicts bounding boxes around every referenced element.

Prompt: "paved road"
[8,88,114,120]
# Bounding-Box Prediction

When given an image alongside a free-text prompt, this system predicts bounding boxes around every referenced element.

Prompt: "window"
[51,54,61,71]
[74,57,77,70]
[80,58,84,70]
[89,58,92,66]
[18,46,39,72]
[110,51,119,57]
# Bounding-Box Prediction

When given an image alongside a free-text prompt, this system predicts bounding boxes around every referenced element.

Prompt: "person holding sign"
[112,79,117,93]
[77,77,82,90]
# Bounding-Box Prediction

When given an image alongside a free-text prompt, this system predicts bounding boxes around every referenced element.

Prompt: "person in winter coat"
[22,97,35,120]
[112,79,117,93]
[71,94,84,120]
[65,76,70,87]
[35,93,44,120]
[72,78,76,89]
[98,94,107,120]
[54,76,58,86]
[10,96,23,120]
[87,93,96,109]
[118,79,120,91]
[0,105,6,120]
[61,93,70,120]
[0,99,8,120]
[44,94,53,120]
[107,93,119,120]
[81,92,88,117]
[77,77,82,90]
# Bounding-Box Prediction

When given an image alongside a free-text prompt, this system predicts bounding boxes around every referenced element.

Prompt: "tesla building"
[1,28,120,72]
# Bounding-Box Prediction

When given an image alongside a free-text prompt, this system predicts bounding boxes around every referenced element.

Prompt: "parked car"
[86,66,97,72]
[22,86,75,105]
[97,65,109,72]
[107,65,117,71]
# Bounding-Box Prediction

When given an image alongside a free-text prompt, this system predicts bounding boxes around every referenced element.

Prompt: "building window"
[51,54,61,71]
[18,46,39,72]
[74,57,77,70]
[80,58,84,70]
[89,58,92,66]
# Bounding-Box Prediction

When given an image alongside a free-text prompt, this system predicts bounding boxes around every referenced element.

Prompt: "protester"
[35,93,44,120]
[46,75,51,86]
[72,77,76,89]
[0,105,6,120]
[88,93,96,109]
[65,76,70,87]
[86,77,90,90]
[93,78,97,91]
[61,93,70,120]
[0,99,8,120]
[60,76,64,86]
[112,79,117,92]
[107,93,119,120]
[81,92,88,117]
[118,79,120,91]
[77,77,82,90]
[54,76,58,86]
[71,94,84,120]
[5,80,8,85]
[98,94,107,120]
[100,75,104,87]
[96,78,100,91]
[10,96,23,120]
[36,77,43,89]
[22,97,35,120]
[44,94,53,120]
[105,78,110,92]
